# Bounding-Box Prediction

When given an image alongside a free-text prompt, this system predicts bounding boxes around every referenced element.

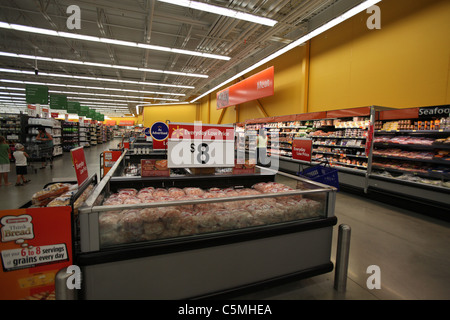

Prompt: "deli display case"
[76,152,337,300]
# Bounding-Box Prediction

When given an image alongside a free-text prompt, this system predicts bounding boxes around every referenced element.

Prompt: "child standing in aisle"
[13,144,31,186]
[0,136,11,186]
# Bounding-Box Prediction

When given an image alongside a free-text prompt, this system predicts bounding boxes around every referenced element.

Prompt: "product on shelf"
[31,183,74,207]
[99,182,322,246]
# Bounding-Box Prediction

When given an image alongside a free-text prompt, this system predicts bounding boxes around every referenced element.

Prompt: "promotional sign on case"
[0,207,73,300]
[70,147,89,186]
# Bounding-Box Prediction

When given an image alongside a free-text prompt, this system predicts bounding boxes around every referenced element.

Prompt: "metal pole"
[334,224,351,292]
[55,267,78,300]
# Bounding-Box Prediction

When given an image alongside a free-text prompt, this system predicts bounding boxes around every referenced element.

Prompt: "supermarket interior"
[0,0,449,301]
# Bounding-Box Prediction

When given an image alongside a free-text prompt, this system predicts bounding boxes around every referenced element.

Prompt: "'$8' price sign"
[168,139,235,168]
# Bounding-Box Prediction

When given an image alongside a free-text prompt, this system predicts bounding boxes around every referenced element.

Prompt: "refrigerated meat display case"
[75,152,337,300]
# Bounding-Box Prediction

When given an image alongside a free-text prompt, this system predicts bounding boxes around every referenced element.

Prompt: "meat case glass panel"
[98,180,328,249]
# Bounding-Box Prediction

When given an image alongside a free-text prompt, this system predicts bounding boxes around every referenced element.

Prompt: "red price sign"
[292,139,313,162]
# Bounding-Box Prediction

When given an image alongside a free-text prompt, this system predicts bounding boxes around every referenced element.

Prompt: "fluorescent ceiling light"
[0,68,195,89]
[0,80,184,96]
[0,22,230,61]
[0,51,208,79]
[136,102,190,107]
[191,0,382,103]
[158,0,277,27]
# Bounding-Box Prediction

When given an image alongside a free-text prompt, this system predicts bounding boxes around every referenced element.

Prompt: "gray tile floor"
[1,139,449,300]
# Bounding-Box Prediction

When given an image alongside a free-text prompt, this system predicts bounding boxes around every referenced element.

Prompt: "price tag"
[168,140,235,168]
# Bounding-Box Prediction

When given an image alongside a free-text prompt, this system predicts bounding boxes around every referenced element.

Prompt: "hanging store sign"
[49,95,67,110]
[216,66,274,110]
[292,139,313,162]
[67,101,80,114]
[26,84,48,105]
[150,122,169,141]
[168,123,235,168]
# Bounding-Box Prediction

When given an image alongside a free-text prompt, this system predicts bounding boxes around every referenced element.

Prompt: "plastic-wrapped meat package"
[153,188,169,199]
[175,195,199,212]
[245,205,270,225]
[178,211,199,236]
[139,187,155,194]
[183,187,205,197]
[168,187,186,199]
[139,208,164,223]
[119,209,144,242]
[103,195,124,206]
[123,197,142,205]
[118,188,138,196]
[142,221,165,240]
[156,206,181,225]
[252,182,268,193]
[137,188,154,201]
[230,209,253,228]
[297,199,322,218]
[214,209,233,230]
[222,188,239,197]
[195,211,219,232]
[194,192,225,211]
[99,211,122,234]
[138,194,155,203]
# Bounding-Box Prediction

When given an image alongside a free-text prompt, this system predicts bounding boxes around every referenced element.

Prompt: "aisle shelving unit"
[62,121,79,152]
[242,106,450,219]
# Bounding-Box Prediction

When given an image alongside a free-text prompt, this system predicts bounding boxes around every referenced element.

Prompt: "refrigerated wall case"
[243,106,450,219]
[76,151,338,299]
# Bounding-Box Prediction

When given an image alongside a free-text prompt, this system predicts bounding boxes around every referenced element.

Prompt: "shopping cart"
[25,142,54,173]
[297,160,340,191]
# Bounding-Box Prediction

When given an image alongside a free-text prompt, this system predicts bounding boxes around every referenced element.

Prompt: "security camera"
[34,68,39,76]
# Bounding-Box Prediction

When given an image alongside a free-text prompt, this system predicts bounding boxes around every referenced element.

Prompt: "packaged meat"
[183,187,205,196]
[123,197,142,205]
[119,210,144,241]
[118,188,138,196]
[168,187,186,199]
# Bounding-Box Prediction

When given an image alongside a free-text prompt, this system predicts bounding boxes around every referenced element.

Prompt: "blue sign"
[150,122,169,141]
[144,127,151,137]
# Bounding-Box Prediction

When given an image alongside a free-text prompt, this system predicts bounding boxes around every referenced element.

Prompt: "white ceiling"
[0,0,368,117]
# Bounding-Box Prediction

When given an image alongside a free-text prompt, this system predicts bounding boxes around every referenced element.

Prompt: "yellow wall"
[308,0,450,111]
[197,45,308,124]
[142,104,197,127]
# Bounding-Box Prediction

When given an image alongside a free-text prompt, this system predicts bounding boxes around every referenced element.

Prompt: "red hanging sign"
[217,66,274,110]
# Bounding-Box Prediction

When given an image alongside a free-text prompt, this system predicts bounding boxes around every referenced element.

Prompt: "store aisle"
[0,139,118,210]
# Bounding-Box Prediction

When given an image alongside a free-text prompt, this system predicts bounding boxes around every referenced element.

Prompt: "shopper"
[0,136,11,186]
[257,128,269,165]
[13,144,30,186]
[36,127,53,169]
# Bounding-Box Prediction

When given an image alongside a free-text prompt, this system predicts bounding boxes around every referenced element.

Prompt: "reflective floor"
[1,139,449,300]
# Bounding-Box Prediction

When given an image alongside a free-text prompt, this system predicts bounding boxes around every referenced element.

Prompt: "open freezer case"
[76,153,337,300]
